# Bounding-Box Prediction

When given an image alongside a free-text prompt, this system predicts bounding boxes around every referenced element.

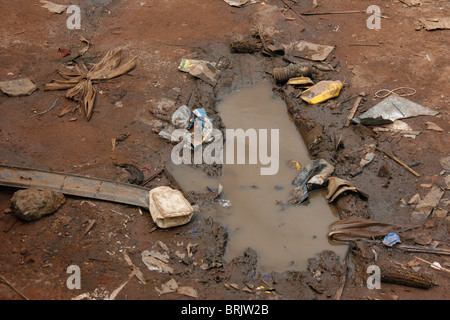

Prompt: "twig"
[281,0,309,24]
[109,269,137,300]
[335,246,351,300]
[0,275,30,300]
[301,10,364,15]
[376,147,420,177]
[344,94,364,127]
[349,43,381,47]
[142,167,164,186]
[414,256,450,275]
[31,98,59,118]
[79,219,96,241]
[123,251,146,284]
[396,244,450,256]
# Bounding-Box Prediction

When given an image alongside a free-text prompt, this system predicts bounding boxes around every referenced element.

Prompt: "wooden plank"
[0,164,150,208]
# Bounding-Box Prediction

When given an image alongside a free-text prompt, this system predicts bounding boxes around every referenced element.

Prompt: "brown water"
[168,81,345,272]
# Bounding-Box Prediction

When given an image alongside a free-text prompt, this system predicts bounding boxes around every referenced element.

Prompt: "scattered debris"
[286,40,335,61]
[300,80,343,104]
[376,147,420,177]
[382,233,402,247]
[344,93,365,127]
[326,177,369,203]
[177,286,199,299]
[109,269,137,300]
[187,108,214,148]
[230,38,262,54]
[411,186,444,221]
[155,278,178,294]
[379,261,434,289]
[123,251,146,285]
[399,0,422,7]
[287,77,314,87]
[115,163,144,185]
[263,42,285,56]
[291,159,335,204]
[300,10,365,16]
[158,126,184,144]
[72,288,111,300]
[10,188,65,222]
[149,186,194,228]
[155,278,198,298]
[328,217,393,242]
[79,219,96,241]
[414,256,450,276]
[223,0,258,7]
[288,159,302,171]
[408,193,421,205]
[372,120,421,138]
[0,164,151,209]
[440,155,450,174]
[141,249,173,274]
[377,164,391,178]
[40,0,68,14]
[178,59,221,86]
[217,199,232,207]
[55,36,91,63]
[0,274,30,300]
[396,244,450,256]
[31,98,59,118]
[425,122,443,132]
[45,46,137,120]
[273,63,312,84]
[0,78,37,96]
[58,48,71,58]
[352,95,439,126]
[418,17,450,31]
[172,105,192,129]
[414,232,432,246]
[360,152,375,168]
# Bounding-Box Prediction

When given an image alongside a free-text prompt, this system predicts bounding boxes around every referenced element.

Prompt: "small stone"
[0,78,38,96]
[378,164,391,178]
[10,188,65,221]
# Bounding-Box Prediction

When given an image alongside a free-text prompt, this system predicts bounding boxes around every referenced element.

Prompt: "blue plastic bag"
[382,233,401,247]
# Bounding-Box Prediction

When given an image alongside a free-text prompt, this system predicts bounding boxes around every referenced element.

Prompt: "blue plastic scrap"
[382,232,401,247]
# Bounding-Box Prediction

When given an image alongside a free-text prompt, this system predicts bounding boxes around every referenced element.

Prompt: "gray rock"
[0,78,38,96]
[10,188,65,221]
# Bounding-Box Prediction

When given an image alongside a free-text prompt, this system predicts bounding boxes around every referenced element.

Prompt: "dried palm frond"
[45,46,137,120]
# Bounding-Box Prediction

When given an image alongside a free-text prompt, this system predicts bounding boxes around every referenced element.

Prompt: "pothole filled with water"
[168,80,346,273]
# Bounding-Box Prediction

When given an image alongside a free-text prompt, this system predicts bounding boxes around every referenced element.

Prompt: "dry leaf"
[425,122,443,132]
[45,44,137,121]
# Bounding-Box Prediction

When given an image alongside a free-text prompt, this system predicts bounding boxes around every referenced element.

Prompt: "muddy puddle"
[168,81,346,272]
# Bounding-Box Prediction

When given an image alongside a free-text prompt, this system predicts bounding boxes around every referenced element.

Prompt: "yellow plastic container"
[287,77,314,87]
[300,80,343,104]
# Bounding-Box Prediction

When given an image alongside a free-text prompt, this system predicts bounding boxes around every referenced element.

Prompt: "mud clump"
[230,40,262,54]
[10,188,65,221]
